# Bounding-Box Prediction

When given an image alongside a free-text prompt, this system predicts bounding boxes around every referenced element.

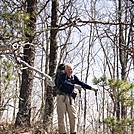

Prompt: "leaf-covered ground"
[0,123,59,134]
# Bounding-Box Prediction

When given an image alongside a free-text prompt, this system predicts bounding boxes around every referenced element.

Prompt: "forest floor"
[0,123,59,134]
[0,124,36,134]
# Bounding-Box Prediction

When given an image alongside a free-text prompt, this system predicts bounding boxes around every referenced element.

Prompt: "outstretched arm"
[74,75,98,92]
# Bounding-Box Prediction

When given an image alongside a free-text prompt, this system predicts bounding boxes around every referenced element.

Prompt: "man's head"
[65,63,74,77]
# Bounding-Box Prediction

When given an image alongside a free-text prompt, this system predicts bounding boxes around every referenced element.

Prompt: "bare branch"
[78,19,134,26]
[17,58,52,80]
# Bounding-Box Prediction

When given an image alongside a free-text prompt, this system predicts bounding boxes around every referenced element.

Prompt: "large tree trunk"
[43,0,58,132]
[15,0,37,127]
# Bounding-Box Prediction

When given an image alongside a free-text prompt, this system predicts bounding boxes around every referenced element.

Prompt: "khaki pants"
[57,95,77,133]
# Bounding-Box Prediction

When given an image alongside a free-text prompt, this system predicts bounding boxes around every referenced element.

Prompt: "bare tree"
[15,0,37,127]
[0,0,133,134]
[43,0,58,132]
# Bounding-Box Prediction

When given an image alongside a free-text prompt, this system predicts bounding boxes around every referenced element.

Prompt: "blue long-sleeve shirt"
[58,73,92,94]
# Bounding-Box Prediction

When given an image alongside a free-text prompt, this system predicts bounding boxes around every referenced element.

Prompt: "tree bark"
[118,0,128,119]
[15,0,37,127]
[43,0,58,132]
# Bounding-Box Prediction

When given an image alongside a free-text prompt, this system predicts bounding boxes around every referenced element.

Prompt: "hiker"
[47,63,98,134]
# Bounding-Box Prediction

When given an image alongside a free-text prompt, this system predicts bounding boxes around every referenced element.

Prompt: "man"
[47,63,98,134]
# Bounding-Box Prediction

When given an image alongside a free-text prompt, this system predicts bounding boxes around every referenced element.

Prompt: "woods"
[0,0,133,134]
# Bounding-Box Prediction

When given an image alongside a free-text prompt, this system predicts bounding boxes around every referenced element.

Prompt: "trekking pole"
[79,90,83,110]
[95,90,98,112]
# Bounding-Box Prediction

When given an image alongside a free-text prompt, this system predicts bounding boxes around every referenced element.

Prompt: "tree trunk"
[43,0,58,132]
[118,0,128,119]
[15,0,37,127]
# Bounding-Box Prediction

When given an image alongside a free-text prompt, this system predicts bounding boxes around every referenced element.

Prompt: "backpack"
[53,63,77,99]
[53,63,65,96]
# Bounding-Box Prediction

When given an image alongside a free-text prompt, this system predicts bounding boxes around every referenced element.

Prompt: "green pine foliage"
[93,75,134,133]
[0,58,16,91]
[104,117,134,134]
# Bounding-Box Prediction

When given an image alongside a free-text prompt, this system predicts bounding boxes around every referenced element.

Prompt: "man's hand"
[73,88,79,94]
[74,84,81,91]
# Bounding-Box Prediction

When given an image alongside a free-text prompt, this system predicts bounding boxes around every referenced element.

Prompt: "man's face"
[65,66,73,77]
